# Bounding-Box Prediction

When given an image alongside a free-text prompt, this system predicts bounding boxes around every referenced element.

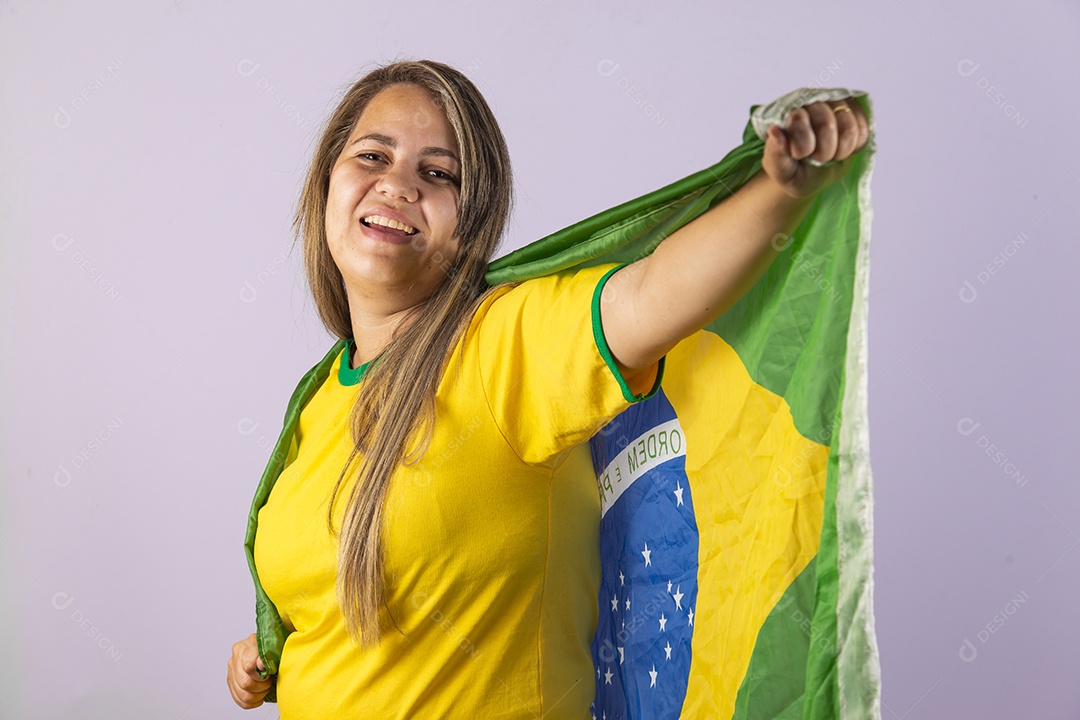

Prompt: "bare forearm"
[641,170,811,347]
[600,95,868,375]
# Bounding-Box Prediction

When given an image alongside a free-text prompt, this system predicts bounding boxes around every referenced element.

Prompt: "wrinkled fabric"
[244,87,880,719]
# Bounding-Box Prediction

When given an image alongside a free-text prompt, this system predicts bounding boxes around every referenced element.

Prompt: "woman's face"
[325,83,462,304]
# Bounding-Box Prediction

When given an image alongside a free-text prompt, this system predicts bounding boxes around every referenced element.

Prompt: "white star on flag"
[588,401,698,717]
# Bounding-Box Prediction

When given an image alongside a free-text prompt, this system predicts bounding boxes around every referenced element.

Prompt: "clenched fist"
[762,96,870,199]
[227,633,273,709]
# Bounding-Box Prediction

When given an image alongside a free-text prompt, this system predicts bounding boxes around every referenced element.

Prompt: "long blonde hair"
[293,60,514,646]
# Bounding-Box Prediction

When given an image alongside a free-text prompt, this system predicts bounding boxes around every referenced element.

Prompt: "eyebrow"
[350,133,460,164]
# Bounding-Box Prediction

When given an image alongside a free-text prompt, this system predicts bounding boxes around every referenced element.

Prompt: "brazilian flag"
[245,87,880,718]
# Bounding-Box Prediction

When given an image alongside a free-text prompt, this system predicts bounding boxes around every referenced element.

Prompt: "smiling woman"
[225,57,870,719]
[324,84,466,338]
[227,59,660,719]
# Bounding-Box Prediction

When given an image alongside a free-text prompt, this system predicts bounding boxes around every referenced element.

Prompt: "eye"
[426,168,459,184]
[357,151,384,163]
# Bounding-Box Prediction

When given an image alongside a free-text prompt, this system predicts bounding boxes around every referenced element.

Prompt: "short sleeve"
[475,262,666,466]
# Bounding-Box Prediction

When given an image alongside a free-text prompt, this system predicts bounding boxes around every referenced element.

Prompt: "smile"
[361,214,418,236]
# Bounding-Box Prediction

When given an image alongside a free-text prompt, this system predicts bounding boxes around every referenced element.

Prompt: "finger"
[804,102,838,164]
[228,663,267,710]
[236,667,272,693]
[840,99,870,153]
[855,106,870,151]
[767,124,789,156]
[231,684,266,710]
[240,644,265,676]
[240,659,272,688]
[229,651,271,691]
[828,100,860,160]
[849,100,870,152]
[782,106,816,161]
[242,674,273,692]
[764,124,798,180]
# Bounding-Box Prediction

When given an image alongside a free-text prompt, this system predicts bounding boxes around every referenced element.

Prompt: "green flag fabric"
[244,87,880,718]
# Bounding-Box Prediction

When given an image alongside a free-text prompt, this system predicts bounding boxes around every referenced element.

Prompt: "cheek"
[432,193,461,236]
[324,176,359,254]
[325,180,347,227]
[327,167,372,217]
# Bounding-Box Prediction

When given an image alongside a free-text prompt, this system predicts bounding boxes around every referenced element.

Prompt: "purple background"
[2,1,1077,718]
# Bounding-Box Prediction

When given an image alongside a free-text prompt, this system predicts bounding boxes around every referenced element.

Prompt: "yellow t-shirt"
[254,262,664,719]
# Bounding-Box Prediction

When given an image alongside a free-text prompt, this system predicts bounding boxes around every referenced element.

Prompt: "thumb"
[767,124,787,152]
[763,125,798,184]
[255,655,266,674]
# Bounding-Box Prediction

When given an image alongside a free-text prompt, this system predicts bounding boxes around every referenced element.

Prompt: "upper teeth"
[364,215,416,234]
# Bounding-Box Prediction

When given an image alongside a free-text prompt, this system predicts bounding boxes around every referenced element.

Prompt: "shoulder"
[480,262,626,316]
[466,261,627,361]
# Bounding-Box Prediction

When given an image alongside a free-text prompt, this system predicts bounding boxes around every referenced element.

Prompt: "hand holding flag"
[763,97,871,199]
[243,86,880,719]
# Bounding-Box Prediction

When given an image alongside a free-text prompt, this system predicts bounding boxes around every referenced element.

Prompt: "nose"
[375,161,418,203]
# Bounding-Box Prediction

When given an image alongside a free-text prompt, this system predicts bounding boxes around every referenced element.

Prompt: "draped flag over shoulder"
[244,87,880,718]
[484,87,880,720]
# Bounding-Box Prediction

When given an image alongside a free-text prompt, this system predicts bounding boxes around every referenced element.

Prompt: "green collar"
[338,338,380,386]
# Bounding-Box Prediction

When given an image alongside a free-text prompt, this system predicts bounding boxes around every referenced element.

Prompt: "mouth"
[361,214,419,237]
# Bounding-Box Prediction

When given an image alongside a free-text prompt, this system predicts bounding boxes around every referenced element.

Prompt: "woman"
[226,59,868,718]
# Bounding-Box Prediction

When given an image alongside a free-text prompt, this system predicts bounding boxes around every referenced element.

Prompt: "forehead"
[351,84,456,149]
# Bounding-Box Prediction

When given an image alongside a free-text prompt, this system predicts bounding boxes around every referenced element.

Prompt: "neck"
[344,294,425,369]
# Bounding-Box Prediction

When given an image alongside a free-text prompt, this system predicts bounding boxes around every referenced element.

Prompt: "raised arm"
[600,97,870,376]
